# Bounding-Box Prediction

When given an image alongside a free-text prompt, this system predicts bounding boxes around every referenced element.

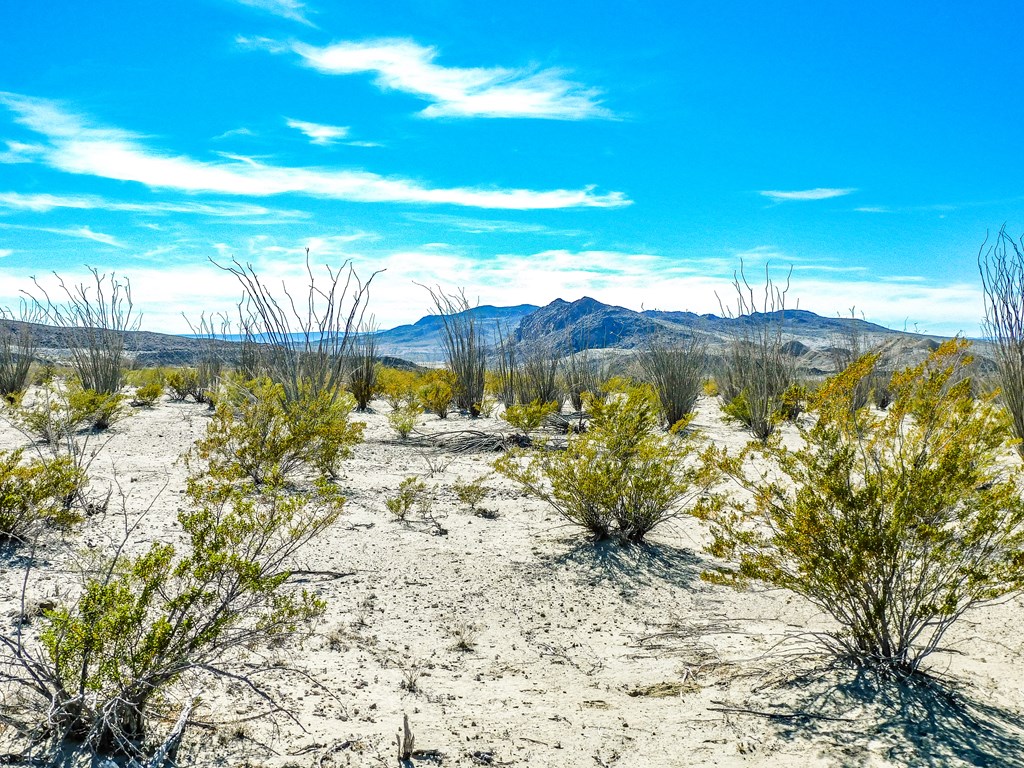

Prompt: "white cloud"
[759,188,857,202]
[232,0,314,26]
[0,249,11,258]
[0,191,310,220]
[0,93,627,210]
[271,38,612,120]
[286,118,349,145]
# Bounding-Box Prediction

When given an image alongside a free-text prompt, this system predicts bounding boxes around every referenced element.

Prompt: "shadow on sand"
[767,665,1024,767]
[539,538,704,597]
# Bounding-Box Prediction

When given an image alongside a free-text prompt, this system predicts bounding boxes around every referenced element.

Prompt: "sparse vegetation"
[188,377,363,485]
[699,340,1024,674]
[638,333,708,429]
[0,449,83,542]
[0,302,41,404]
[388,401,422,439]
[500,399,559,437]
[496,385,707,542]
[417,369,456,419]
[979,225,1024,454]
[715,265,797,440]
[424,287,486,417]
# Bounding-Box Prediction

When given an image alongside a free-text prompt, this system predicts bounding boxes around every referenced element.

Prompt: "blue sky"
[1,0,1022,334]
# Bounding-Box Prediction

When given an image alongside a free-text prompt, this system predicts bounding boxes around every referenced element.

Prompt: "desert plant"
[699,339,1024,675]
[417,370,456,419]
[189,377,363,485]
[218,250,378,403]
[715,265,797,440]
[388,401,422,439]
[638,333,708,429]
[979,225,1024,454]
[27,269,138,395]
[423,287,485,417]
[0,449,83,542]
[183,312,228,406]
[500,400,559,437]
[0,302,42,404]
[130,382,163,408]
[452,476,489,511]
[386,476,429,522]
[1,475,343,759]
[515,343,562,407]
[164,368,196,402]
[17,379,125,439]
[347,323,378,411]
[491,323,519,407]
[562,345,609,412]
[378,367,418,411]
[496,385,707,542]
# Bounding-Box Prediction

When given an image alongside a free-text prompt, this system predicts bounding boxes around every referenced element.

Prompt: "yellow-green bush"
[0,449,83,542]
[377,366,419,411]
[500,400,559,437]
[699,340,1024,674]
[418,369,456,419]
[189,377,363,485]
[496,385,707,543]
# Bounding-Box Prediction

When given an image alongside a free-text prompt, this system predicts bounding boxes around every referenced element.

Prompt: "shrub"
[979,225,1024,454]
[699,340,1024,675]
[66,387,126,431]
[17,380,125,440]
[418,370,456,419]
[424,287,485,417]
[28,269,137,395]
[348,325,378,411]
[189,377,363,485]
[515,344,562,407]
[496,385,706,543]
[131,381,164,408]
[452,476,489,511]
[388,401,422,439]
[6,475,343,758]
[386,476,429,521]
[715,265,797,441]
[638,334,708,429]
[500,400,559,437]
[377,366,418,411]
[164,367,196,401]
[220,251,377,402]
[0,450,83,542]
[0,303,40,404]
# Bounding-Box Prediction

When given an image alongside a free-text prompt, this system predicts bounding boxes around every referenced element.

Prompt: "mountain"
[372,304,538,362]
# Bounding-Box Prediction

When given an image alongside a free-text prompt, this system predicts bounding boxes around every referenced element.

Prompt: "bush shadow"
[769,665,1024,767]
[540,538,704,597]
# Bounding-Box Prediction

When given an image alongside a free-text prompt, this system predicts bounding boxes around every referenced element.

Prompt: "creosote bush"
[387,401,422,439]
[7,476,344,758]
[496,385,709,543]
[699,339,1024,674]
[0,449,83,542]
[189,377,363,485]
[417,370,456,419]
[500,400,559,437]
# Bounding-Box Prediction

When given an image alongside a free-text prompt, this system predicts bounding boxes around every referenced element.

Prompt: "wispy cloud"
[5,224,128,248]
[232,0,314,26]
[0,191,309,220]
[212,127,256,141]
[404,212,581,236]
[252,37,612,120]
[0,249,12,258]
[285,117,349,145]
[0,93,627,210]
[759,188,856,202]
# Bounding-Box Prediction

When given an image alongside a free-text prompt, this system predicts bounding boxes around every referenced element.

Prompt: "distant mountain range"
[7,296,965,372]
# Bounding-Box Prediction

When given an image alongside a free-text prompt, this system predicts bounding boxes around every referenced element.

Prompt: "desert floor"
[3,394,1024,768]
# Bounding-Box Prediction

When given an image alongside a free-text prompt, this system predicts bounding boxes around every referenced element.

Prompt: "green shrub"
[386,476,429,521]
[500,400,559,437]
[131,381,164,407]
[0,450,83,542]
[66,387,126,431]
[418,370,456,419]
[496,385,706,543]
[30,475,343,756]
[164,367,196,401]
[387,401,422,439]
[189,377,363,485]
[699,340,1024,675]
[452,476,489,511]
[17,380,125,440]
[377,366,418,411]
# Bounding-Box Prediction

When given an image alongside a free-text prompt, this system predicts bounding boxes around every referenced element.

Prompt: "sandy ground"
[3,394,1024,768]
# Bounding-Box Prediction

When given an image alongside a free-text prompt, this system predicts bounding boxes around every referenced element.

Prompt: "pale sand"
[2,395,1023,767]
